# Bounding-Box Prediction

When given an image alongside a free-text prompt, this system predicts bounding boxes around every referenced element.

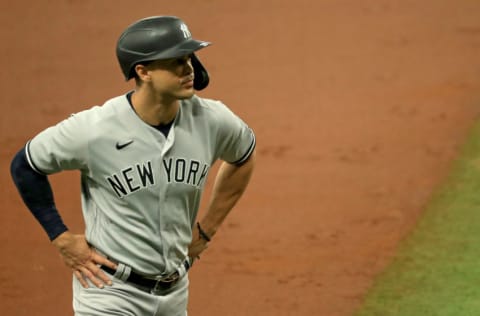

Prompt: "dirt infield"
[2,1,480,315]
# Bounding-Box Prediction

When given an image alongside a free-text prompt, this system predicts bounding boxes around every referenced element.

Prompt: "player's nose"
[184,59,193,75]
[178,55,193,74]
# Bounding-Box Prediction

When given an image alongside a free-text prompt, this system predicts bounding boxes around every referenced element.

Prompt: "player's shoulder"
[67,94,129,124]
[182,95,234,118]
[183,94,223,107]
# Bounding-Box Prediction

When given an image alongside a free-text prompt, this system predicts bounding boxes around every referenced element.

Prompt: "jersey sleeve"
[26,111,90,174]
[214,102,256,165]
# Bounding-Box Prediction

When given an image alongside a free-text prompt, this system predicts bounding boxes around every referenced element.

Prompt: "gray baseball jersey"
[26,93,255,276]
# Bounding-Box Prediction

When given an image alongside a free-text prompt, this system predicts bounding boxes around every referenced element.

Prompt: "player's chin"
[176,87,195,99]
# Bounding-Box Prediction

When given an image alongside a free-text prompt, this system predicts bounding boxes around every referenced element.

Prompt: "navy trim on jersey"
[25,140,47,175]
[126,91,173,137]
[155,121,174,137]
[231,131,256,165]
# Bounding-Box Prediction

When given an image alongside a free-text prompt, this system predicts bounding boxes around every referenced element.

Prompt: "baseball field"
[2,1,480,315]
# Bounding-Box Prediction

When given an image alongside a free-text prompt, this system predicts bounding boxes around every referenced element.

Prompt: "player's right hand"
[52,231,118,289]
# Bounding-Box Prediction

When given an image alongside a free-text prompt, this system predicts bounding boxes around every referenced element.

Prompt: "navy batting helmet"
[116,16,211,90]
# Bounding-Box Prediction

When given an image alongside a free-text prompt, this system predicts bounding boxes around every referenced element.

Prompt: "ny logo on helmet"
[180,23,191,39]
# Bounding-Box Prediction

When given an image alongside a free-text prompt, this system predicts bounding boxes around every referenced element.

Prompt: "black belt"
[100,265,182,292]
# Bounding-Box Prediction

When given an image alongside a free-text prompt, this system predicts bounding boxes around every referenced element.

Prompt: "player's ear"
[134,64,151,83]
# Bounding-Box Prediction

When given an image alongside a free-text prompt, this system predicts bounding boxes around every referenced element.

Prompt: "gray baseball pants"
[72,267,189,316]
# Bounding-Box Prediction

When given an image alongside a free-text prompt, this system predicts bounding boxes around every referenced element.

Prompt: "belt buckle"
[152,272,180,292]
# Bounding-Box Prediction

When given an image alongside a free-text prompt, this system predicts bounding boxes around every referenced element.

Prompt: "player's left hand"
[188,224,209,260]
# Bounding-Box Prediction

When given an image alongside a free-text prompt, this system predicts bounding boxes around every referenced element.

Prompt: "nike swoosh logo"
[116,140,134,150]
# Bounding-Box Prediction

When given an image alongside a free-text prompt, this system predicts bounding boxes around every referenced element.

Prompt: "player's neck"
[130,89,179,126]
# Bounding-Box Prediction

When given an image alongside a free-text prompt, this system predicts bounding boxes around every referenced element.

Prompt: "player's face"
[146,55,195,100]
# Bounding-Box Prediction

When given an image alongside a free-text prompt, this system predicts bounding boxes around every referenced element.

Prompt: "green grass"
[354,121,480,316]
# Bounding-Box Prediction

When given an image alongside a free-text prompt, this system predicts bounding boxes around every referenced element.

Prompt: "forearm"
[200,150,256,237]
[10,147,68,241]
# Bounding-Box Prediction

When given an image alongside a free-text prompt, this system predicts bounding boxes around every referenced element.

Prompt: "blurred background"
[1,1,480,315]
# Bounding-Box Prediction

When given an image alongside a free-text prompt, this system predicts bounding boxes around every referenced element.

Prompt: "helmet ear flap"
[192,54,209,90]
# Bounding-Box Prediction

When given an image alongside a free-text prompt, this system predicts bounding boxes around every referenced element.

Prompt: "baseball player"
[10,16,256,315]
